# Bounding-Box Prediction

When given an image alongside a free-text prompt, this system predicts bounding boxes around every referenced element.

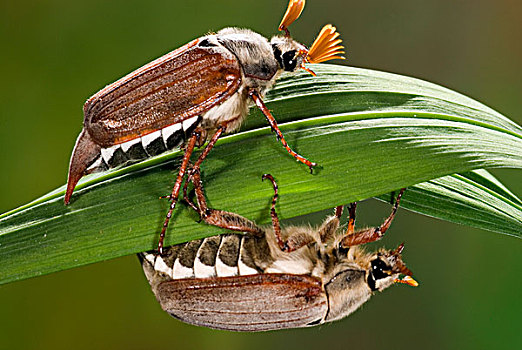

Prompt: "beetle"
[139,172,417,331]
[64,0,344,253]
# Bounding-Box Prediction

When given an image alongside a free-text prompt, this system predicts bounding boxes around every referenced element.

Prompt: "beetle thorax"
[215,28,281,87]
[194,28,288,134]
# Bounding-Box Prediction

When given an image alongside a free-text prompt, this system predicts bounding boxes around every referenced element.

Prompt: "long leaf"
[0,64,521,284]
[376,169,522,237]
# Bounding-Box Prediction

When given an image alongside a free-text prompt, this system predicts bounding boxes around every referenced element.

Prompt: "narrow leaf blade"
[0,65,520,285]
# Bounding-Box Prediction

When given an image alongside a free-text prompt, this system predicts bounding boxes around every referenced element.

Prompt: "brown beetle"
[140,173,417,331]
[65,0,344,253]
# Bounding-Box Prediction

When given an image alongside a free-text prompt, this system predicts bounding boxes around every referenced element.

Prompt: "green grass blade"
[0,64,520,285]
[376,170,522,237]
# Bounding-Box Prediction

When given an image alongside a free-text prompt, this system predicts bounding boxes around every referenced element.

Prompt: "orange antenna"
[395,242,405,254]
[391,243,414,277]
[306,24,345,64]
[279,0,306,36]
[394,275,419,287]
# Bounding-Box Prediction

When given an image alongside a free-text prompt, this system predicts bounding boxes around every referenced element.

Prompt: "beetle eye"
[282,50,297,71]
[337,242,349,256]
[371,258,390,280]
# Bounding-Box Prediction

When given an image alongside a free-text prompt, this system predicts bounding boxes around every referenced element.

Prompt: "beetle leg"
[248,89,317,173]
[261,174,283,249]
[389,190,396,205]
[182,162,200,213]
[184,124,225,188]
[282,231,316,253]
[318,206,343,243]
[189,169,264,236]
[158,130,201,254]
[261,174,316,253]
[182,124,226,212]
[345,202,357,236]
[340,188,406,248]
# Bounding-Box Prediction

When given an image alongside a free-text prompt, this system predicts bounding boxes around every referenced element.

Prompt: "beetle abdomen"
[140,233,273,281]
[86,115,201,172]
[140,233,329,331]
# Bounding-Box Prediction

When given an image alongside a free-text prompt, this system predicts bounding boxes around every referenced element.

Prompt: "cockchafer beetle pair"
[63,0,418,332]
[64,0,344,253]
[140,171,417,331]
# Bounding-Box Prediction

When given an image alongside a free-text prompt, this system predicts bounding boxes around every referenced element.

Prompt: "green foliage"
[0,64,520,285]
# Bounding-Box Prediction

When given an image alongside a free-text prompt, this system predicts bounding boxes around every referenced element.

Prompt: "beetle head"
[274,0,344,75]
[324,244,417,322]
[367,243,418,291]
[270,36,308,72]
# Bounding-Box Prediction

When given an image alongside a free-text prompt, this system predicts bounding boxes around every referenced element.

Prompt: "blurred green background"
[1,0,520,349]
